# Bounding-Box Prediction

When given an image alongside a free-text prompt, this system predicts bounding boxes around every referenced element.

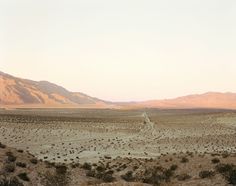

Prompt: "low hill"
[129,92,236,109]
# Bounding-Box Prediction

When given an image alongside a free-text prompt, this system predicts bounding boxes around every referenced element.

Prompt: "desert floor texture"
[0,108,236,185]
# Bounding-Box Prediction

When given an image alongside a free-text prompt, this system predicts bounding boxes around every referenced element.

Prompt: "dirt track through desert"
[0,109,236,164]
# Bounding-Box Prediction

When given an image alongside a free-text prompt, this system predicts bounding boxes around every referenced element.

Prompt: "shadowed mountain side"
[0,71,111,107]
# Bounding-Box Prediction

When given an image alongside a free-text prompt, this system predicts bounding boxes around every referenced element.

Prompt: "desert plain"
[1,108,236,185]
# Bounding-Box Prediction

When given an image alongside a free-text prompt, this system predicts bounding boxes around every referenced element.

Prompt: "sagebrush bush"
[177,174,191,181]
[216,164,234,174]
[199,170,215,179]
[0,176,23,186]
[5,152,17,163]
[180,157,189,163]
[30,158,38,164]
[4,163,15,173]
[212,158,220,164]
[102,173,115,183]
[56,165,67,175]
[0,142,6,149]
[82,162,92,170]
[16,162,27,168]
[96,165,106,172]
[86,170,96,177]
[215,164,236,185]
[170,164,178,171]
[228,169,236,185]
[18,173,30,182]
[121,171,134,182]
[42,171,69,186]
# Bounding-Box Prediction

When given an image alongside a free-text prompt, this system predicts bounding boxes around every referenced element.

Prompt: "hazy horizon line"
[1,70,235,103]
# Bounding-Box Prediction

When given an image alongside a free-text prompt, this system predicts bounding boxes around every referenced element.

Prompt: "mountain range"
[1,71,236,109]
[0,71,111,108]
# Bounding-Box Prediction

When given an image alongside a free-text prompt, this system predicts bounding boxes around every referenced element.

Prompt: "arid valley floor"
[0,108,236,185]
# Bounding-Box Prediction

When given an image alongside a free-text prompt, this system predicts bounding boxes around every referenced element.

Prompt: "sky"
[0,0,236,101]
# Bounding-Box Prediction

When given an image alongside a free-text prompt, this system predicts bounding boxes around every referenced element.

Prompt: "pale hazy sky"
[0,0,236,101]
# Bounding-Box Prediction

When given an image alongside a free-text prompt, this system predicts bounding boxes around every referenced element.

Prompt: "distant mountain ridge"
[1,71,236,109]
[0,71,110,107]
[126,92,236,109]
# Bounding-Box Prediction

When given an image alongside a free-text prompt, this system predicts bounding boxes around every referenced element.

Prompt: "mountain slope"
[0,71,109,107]
[128,92,236,109]
[1,71,236,109]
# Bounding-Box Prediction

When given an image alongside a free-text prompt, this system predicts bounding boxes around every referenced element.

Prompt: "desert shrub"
[105,170,114,175]
[82,162,91,170]
[56,165,67,175]
[102,173,115,183]
[18,173,30,182]
[120,164,127,170]
[30,158,38,164]
[143,174,161,185]
[211,158,220,164]
[216,164,234,174]
[5,152,13,156]
[71,163,80,169]
[215,164,236,185]
[142,166,175,185]
[199,170,215,179]
[86,170,96,177]
[89,168,115,183]
[228,169,236,185]
[17,150,24,153]
[222,153,229,158]
[187,151,193,156]
[42,170,69,186]
[104,156,112,160]
[16,162,26,168]
[170,164,178,171]
[6,154,16,162]
[4,164,15,173]
[0,176,23,186]
[163,169,174,181]
[0,143,6,149]
[45,161,54,168]
[180,157,189,163]
[177,174,191,181]
[116,168,121,172]
[96,165,105,172]
[121,171,135,182]
[95,173,103,179]
[7,156,16,162]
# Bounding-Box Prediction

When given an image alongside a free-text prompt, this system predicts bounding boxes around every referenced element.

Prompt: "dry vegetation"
[0,108,236,185]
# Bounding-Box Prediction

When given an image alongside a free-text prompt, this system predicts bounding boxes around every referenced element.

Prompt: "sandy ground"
[0,108,236,165]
